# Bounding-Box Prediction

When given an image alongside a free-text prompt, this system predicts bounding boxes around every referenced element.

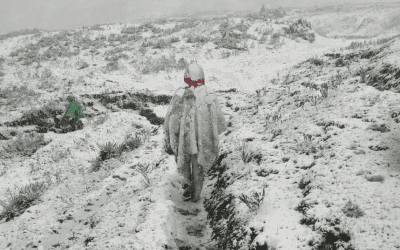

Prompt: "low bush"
[247,8,287,21]
[234,141,263,164]
[0,180,50,222]
[284,18,315,43]
[238,188,265,212]
[270,32,281,45]
[342,201,364,218]
[106,60,119,71]
[307,56,324,66]
[0,29,41,42]
[139,108,164,125]
[214,36,247,50]
[358,67,368,83]
[186,34,210,44]
[97,141,125,161]
[91,133,146,172]
[2,132,49,157]
[138,55,182,74]
[0,85,41,108]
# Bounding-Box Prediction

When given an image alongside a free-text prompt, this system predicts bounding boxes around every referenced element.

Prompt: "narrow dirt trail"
[157,92,237,250]
[170,180,216,250]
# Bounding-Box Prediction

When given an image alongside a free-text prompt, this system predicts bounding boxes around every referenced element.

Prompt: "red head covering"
[184,62,205,88]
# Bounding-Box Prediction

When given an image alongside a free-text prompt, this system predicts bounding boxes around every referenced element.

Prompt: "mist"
[0,0,398,34]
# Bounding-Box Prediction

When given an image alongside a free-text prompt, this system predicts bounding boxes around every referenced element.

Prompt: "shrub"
[186,34,210,44]
[284,18,315,43]
[170,36,180,43]
[86,24,104,30]
[0,28,41,41]
[270,32,281,45]
[0,180,49,221]
[342,201,364,218]
[106,60,119,71]
[152,39,170,49]
[358,67,368,83]
[39,67,57,90]
[320,82,329,99]
[92,132,146,172]
[133,163,152,187]
[247,8,287,20]
[264,109,282,130]
[17,100,64,127]
[93,114,109,126]
[138,55,180,74]
[255,168,278,177]
[139,108,164,125]
[238,188,265,212]
[0,85,41,108]
[204,150,260,250]
[97,141,124,161]
[214,36,247,50]
[235,141,261,164]
[367,123,390,133]
[177,57,188,70]
[121,26,140,34]
[122,133,145,151]
[308,56,324,66]
[214,20,252,50]
[138,46,147,56]
[89,156,102,172]
[221,50,232,59]
[335,57,346,67]
[2,132,49,157]
[293,135,317,155]
[161,20,199,36]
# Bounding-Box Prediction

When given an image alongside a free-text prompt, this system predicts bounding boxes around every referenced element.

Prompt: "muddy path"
[170,179,216,250]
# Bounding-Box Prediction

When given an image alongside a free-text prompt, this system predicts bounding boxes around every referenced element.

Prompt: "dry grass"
[2,132,49,157]
[0,179,51,222]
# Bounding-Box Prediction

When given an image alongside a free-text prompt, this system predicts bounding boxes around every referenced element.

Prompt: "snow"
[1,4,400,250]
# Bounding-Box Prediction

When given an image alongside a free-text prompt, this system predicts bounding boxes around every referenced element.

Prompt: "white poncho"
[164,85,227,173]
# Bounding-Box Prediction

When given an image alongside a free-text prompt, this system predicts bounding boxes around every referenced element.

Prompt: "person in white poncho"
[163,62,227,202]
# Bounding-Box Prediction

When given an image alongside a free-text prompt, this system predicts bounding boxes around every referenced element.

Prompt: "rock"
[368,142,389,151]
[356,170,371,176]
[237,130,256,142]
[365,175,385,183]
[367,123,390,133]
[353,149,366,155]
[347,143,358,150]
[295,155,315,170]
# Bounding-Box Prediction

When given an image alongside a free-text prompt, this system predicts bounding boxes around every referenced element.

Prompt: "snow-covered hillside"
[0,6,399,250]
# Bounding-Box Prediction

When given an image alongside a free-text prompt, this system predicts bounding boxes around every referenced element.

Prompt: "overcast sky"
[0,0,398,34]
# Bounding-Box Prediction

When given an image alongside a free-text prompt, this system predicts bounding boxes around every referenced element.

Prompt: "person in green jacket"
[60,95,82,131]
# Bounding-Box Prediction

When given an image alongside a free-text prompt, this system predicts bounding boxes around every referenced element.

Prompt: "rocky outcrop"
[284,18,316,43]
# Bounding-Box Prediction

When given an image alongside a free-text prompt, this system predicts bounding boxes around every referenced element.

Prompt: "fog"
[0,0,398,34]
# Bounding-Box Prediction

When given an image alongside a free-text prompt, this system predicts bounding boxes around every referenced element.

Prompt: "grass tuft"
[2,132,49,157]
[235,141,261,164]
[238,188,265,212]
[0,180,50,222]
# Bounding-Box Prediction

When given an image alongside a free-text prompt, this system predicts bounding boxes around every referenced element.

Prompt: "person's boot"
[182,183,193,201]
[191,163,204,202]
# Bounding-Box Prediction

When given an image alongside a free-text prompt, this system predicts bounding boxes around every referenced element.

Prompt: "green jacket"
[64,96,82,119]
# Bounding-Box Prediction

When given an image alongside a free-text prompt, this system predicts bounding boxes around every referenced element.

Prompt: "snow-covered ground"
[1,6,400,250]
